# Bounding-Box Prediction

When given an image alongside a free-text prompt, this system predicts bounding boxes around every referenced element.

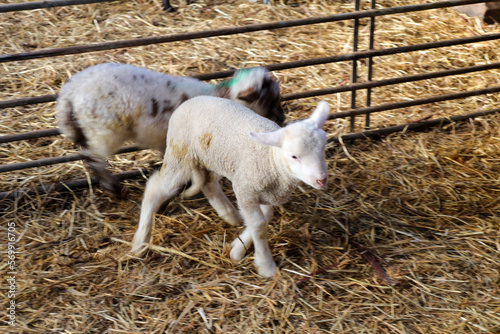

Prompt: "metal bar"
[0,0,118,13]
[3,106,500,200]
[1,0,496,63]
[2,62,499,144]
[350,0,361,132]
[0,154,83,173]
[0,128,60,144]
[282,62,500,101]
[267,33,500,73]
[3,33,499,112]
[365,0,377,130]
[0,94,57,110]
[0,169,146,200]
[3,84,498,172]
[327,85,500,120]
[0,145,141,173]
[329,107,500,143]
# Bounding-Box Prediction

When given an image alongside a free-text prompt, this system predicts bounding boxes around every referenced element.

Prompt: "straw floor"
[1,0,499,333]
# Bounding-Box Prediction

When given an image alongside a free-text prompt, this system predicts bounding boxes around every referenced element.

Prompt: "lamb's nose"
[316,177,328,188]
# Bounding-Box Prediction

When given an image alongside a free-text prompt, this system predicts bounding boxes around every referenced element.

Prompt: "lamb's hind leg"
[201,172,242,226]
[81,153,123,198]
[131,165,190,256]
[260,205,274,221]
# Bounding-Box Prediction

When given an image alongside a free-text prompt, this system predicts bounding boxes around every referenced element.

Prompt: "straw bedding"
[1,0,499,332]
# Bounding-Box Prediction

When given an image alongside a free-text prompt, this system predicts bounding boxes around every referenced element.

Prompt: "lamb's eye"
[291,155,298,160]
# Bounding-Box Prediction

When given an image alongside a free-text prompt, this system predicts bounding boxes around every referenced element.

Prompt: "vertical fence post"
[365,0,376,130]
[350,0,361,132]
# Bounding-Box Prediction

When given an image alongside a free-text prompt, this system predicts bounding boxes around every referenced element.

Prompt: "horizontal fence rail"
[2,105,497,200]
[326,86,500,120]
[0,94,57,110]
[3,35,500,111]
[0,0,118,13]
[1,0,500,198]
[0,129,60,144]
[2,85,499,173]
[1,0,497,63]
[2,61,499,144]
[0,145,140,173]
[0,169,145,200]
[329,107,500,143]
[283,62,500,101]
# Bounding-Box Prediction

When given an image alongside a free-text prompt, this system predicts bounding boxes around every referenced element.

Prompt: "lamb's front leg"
[232,202,277,277]
[230,204,272,263]
[230,227,252,262]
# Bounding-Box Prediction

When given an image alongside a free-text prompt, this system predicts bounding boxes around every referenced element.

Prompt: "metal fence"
[1,0,499,199]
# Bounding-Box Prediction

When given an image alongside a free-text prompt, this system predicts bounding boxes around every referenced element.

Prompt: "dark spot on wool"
[160,99,175,115]
[67,102,88,149]
[151,98,160,117]
[180,93,190,104]
[162,104,174,114]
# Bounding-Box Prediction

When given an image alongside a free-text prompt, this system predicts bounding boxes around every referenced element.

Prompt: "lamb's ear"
[248,130,284,147]
[309,101,330,128]
[237,88,259,103]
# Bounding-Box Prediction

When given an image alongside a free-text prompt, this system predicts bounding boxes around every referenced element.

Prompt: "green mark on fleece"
[216,69,251,88]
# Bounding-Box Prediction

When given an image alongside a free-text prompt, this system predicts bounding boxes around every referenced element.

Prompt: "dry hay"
[1,0,499,333]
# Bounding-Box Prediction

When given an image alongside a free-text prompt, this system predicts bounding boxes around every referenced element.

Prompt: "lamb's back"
[58,63,214,120]
[168,96,280,177]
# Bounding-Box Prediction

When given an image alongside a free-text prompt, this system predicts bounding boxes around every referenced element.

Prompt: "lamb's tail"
[56,98,88,149]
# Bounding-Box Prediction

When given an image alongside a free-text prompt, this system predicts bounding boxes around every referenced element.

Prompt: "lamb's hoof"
[255,260,277,278]
[130,242,148,257]
[230,239,247,262]
[102,180,127,200]
[117,187,129,200]
[163,5,176,12]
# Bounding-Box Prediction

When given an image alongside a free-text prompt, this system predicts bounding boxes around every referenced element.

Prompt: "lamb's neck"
[213,84,231,99]
[269,146,299,188]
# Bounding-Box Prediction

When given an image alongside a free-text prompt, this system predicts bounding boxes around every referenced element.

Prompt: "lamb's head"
[248,101,330,189]
[221,67,285,126]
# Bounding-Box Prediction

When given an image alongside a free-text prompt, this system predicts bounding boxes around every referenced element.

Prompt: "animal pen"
[1,0,499,332]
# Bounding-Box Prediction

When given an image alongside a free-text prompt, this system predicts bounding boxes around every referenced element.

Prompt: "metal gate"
[1,0,499,199]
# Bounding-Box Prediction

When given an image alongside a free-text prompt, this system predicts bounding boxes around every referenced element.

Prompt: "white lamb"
[56,63,284,197]
[131,96,329,277]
